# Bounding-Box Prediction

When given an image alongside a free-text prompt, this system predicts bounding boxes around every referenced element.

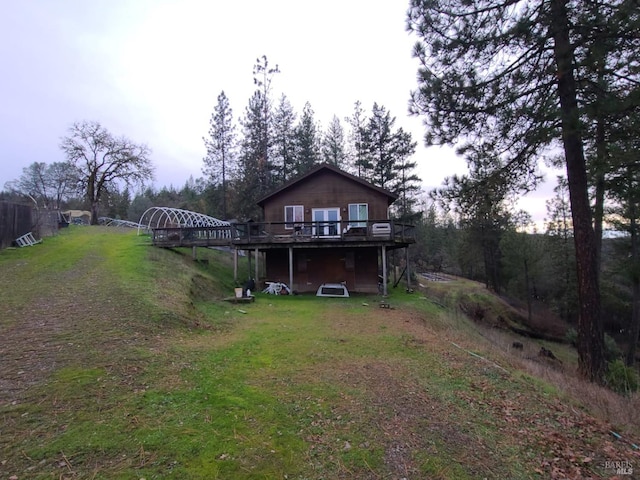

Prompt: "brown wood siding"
[353,248,379,293]
[262,170,391,235]
[265,247,379,294]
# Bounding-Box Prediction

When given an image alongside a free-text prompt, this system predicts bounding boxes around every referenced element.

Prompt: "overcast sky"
[1,1,557,221]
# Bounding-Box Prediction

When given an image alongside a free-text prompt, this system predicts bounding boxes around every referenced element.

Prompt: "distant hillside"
[417,274,571,341]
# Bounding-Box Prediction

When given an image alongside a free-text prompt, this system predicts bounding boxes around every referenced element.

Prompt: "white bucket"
[235,288,243,298]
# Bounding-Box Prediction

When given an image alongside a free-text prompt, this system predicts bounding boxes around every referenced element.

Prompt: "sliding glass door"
[312,208,340,237]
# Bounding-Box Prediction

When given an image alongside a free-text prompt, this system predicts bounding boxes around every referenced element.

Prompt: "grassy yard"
[1,227,639,479]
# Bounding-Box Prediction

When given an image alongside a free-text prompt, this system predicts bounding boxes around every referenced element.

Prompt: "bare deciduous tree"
[60,121,154,224]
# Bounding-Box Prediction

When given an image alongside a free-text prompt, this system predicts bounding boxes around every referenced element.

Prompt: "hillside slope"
[1,227,638,479]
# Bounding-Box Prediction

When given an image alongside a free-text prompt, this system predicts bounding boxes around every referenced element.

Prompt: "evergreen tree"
[361,103,400,189]
[345,101,368,177]
[235,91,271,220]
[545,176,578,322]
[203,90,236,219]
[128,192,153,224]
[272,94,297,183]
[606,137,640,366]
[407,0,621,380]
[321,115,347,169]
[501,211,545,324]
[293,102,320,176]
[109,186,131,220]
[391,128,420,222]
[251,55,280,187]
[432,147,518,293]
[179,176,207,214]
[412,201,456,273]
[579,0,640,276]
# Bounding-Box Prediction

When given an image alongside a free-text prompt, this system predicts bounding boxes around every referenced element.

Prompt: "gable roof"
[257,163,398,207]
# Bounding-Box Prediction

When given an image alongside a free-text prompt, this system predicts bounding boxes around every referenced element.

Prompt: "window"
[284,205,304,229]
[348,203,368,227]
[312,208,340,237]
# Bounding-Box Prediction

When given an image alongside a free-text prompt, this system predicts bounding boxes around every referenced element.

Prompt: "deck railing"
[151,220,415,247]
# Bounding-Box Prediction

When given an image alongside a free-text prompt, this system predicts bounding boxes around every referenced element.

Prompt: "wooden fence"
[0,201,33,249]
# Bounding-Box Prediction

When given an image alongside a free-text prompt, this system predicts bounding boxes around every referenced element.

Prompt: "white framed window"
[348,203,368,227]
[284,205,304,229]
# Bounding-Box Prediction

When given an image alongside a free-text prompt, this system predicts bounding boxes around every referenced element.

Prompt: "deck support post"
[405,246,411,290]
[254,248,259,282]
[288,247,294,291]
[192,246,197,261]
[381,245,388,296]
[233,249,238,282]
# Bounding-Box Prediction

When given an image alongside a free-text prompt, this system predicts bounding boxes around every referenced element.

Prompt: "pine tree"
[251,55,280,186]
[272,94,297,183]
[391,128,420,222]
[293,102,320,176]
[578,0,640,276]
[321,115,347,169]
[235,91,271,220]
[345,101,368,177]
[361,103,398,189]
[361,104,419,196]
[407,0,624,380]
[233,56,280,219]
[203,91,236,219]
[606,134,640,366]
[501,211,545,324]
[545,176,577,322]
[431,146,518,294]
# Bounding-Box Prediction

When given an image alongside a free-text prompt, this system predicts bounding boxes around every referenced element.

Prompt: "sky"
[0,0,559,222]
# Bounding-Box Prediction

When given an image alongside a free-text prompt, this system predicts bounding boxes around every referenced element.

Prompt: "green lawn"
[1,226,638,479]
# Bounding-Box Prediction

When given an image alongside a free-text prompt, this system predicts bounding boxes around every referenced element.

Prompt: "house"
[149,164,416,294]
[238,163,415,294]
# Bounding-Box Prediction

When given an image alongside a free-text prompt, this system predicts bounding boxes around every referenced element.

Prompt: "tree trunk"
[591,2,607,279]
[592,117,606,276]
[87,173,99,225]
[550,0,604,382]
[90,202,100,225]
[222,155,227,219]
[524,257,532,324]
[626,201,640,366]
[627,280,640,367]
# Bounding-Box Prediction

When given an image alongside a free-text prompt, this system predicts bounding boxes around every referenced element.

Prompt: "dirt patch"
[0,250,152,405]
[321,360,469,478]
[289,306,492,477]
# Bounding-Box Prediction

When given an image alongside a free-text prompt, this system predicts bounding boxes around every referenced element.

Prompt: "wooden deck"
[151,220,415,250]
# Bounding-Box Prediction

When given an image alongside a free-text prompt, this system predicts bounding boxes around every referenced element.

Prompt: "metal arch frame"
[99,217,143,229]
[137,207,230,235]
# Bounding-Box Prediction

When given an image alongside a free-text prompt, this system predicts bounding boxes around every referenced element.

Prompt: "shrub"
[564,329,621,361]
[604,334,622,361]
[605,359,639,395]
[565,327,577,347]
